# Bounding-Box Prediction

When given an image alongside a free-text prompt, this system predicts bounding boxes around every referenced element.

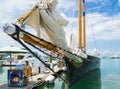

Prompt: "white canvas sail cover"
[24,0,70,51]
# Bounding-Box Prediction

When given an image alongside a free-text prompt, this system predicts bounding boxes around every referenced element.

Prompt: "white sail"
[24,0,70,51]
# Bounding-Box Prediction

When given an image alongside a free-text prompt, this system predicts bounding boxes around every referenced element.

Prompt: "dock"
[0,73,53,89]
[0,60,66,89]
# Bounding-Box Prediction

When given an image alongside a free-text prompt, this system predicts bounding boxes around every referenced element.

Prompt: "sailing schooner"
[2,0,100,86]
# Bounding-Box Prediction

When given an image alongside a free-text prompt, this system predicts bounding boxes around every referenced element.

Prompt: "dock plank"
[0,73,53,89]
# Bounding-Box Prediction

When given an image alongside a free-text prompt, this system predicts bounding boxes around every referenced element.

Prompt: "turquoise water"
[1,59,120,89]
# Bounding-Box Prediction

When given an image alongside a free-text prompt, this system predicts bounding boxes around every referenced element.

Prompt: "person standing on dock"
[24,61,32,69]
[23,61,32,85]
[24,61,32,76]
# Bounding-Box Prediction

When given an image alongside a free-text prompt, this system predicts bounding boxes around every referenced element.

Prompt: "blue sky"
[0,0,120,56]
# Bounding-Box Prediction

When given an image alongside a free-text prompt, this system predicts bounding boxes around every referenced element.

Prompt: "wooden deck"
[0,73,53,89]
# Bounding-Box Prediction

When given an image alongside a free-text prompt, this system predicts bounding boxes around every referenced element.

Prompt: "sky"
[0,0,120,56]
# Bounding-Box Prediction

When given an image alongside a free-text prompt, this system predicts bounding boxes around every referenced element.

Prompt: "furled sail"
[18,0,70,51]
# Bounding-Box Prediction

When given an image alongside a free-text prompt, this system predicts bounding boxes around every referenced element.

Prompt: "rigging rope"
[89,17,98,52]
[69,0,76,49]
[71,0,76,29]
[92,23,97,49]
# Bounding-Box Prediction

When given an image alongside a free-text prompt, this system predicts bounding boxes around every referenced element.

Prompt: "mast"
[78,0,86,52]
[78,0,82,48]
[83,0,86,52]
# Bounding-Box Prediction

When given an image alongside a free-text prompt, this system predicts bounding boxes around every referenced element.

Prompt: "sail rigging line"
[18,41,69,85]
[13,24,87,61]
[19,29,82,59]
[14,23,98,60]
[89,18,98,51]
[13,24,98,63]
[13,24,98,62]
[22,32,71,56]
[70,0,76,29]
[69,0,76,49]
[10,29,69,85]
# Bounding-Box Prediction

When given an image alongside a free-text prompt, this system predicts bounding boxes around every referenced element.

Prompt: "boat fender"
[3,23,16,35]
[3,23,24,38]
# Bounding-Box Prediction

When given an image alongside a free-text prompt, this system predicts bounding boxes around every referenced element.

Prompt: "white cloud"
[58,0,120,42]
[65,12,120,42]
[0,30,21,48]
[58,0,77,13]
[119,0,120,6]
[0,0,34,48]
[0,0,33,24]
[86,13,120,41]
[86,0,104,3]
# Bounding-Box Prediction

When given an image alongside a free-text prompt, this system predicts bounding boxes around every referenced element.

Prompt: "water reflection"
[1,59,120,89]
[101,59,120,89]
[35,69,101,89]
[69,69,101,89]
